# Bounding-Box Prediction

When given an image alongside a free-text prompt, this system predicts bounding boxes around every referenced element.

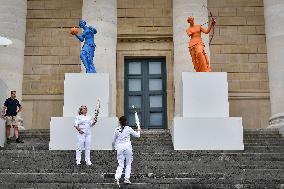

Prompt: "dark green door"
[124,58,167,129]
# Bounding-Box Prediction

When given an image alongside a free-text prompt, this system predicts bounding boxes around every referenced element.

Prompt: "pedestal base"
[172,117,244,150]
[49,117,118,150]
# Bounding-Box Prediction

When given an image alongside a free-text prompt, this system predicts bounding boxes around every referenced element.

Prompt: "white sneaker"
[124,178,131,184]
[86,161,93,166]
[76,160,81,165]
[115,179,120,187]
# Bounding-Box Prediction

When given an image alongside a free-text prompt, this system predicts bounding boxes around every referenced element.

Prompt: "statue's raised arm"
[70,20,97,73]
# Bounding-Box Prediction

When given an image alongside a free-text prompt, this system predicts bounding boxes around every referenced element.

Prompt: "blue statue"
[71,20,97,73]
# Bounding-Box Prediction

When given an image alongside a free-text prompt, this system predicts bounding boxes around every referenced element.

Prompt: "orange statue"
[186,16,215,72]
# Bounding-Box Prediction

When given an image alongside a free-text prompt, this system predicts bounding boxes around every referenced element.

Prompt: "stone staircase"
[0,129,283,188]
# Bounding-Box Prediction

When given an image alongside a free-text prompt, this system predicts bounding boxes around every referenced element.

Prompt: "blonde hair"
[78,105,87,115]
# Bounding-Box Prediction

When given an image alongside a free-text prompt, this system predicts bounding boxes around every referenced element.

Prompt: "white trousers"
[115,142,133,180]
[76,133,91,162]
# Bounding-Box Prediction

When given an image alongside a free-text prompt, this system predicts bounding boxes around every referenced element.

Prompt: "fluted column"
[82,0,117,116]
[264,0,284,128]
[0,0,27,101]
[173,0,210,116]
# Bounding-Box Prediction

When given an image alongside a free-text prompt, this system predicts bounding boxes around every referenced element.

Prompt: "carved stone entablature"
[118,34,173,43]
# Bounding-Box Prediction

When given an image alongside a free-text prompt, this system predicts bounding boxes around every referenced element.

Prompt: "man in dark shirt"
[1,91,24,144]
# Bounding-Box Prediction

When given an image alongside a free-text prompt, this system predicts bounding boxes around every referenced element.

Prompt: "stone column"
[82,0,117,116]
[173,0,210,116]
[264,0,284,128]
[0,0,27,101]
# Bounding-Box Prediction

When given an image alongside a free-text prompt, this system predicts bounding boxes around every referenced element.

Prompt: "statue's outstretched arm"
[75,30,87,42]
[201,18,216,34]
[75,33,84,42]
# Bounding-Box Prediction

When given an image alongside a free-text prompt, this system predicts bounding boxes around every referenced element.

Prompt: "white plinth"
[172,117,244,150]
[172,72,244,150]
[49,117,118,150]
[63,73,110,117]
[0,119,5,147]
[182,72,229,117]
[50,73,118,150]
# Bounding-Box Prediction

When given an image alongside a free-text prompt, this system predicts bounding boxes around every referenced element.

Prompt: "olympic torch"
[94,99,100,125]
[131,105,141,130]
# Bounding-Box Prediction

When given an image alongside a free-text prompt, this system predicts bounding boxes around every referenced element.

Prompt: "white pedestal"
[172,117,244,150]
[0,119,5,147]
[49,73,117,150]
[182,72,229,117]
[63,73,110,117]
[49,117,118,150]
[172,72,244,150]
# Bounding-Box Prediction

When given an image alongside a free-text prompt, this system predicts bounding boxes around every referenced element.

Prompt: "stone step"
[243,134,282,139]
[0,169,283,184]
[244,138,284,142]
[9,140,283,149]
[243,129,279,134]
[1,159,283,173]
[1,146,279,153]
[19,132,282,136]
[21,128,279,133]
[1,151,283,167]
[245,142,284,146]
[1,150,284,161]
[17,135,283,144]
[19,129,282,136]
[243,146,284,153]
[3,141,284,152]
[0,183,230,189]
[7,137,284,144]
[0,170,282,183]
[1,182,283,189]
[17,137,284,143]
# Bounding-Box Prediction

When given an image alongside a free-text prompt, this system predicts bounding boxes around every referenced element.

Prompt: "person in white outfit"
[112,116,141,186]
[74,105,97,166]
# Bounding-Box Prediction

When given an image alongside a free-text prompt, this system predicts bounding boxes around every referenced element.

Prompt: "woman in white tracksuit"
[74,105,97,165]
[112,116,141,185]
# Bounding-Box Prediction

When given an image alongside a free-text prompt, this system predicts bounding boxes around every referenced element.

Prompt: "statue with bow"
[186,8,216,72]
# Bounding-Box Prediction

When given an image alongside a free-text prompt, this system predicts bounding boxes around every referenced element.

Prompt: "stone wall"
[117,0,172,36]
[22,0,82,129]
[208,0,270,128]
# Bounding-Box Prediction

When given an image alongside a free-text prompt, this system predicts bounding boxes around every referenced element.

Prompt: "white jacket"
[74,115,94,134]
[112,126,140,150]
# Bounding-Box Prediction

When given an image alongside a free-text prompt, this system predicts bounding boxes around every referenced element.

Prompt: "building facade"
[1,0,283,130]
